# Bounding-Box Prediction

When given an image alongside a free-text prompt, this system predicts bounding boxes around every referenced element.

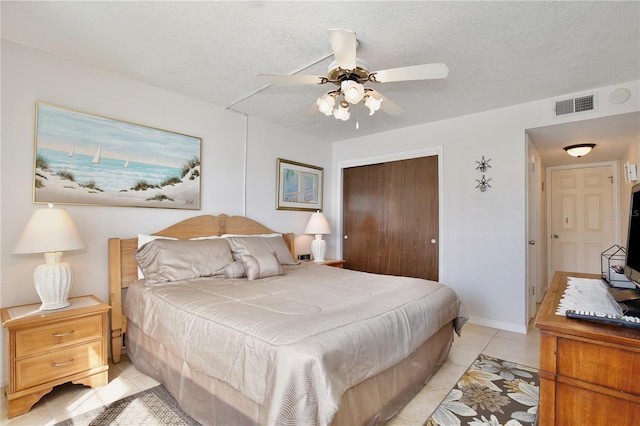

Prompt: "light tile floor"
[1,321,540,425]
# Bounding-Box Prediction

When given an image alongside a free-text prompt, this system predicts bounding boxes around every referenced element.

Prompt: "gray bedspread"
[124,262,468,425]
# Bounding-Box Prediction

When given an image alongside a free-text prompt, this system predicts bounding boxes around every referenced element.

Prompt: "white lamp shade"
[304,212,332,235]
[13,205,86,254]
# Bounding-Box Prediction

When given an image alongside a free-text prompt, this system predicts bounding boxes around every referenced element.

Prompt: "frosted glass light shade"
[13,205,86,310]
[316,94,336,116]
[341,80,365,104]
[364,94,383,115]
[333,101,351,121]
[564,144,595,158]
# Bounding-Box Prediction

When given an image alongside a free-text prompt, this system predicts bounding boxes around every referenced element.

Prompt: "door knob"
[552,234,559,239]
[529,240,536,245]
[344,235,348,240]
[431,239,437,244]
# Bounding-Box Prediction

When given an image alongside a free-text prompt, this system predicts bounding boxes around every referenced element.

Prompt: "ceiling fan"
[257,28,449,122]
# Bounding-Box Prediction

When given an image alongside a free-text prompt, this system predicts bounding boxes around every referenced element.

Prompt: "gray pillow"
[225,235,298,265]
[135,238,233,284]
[241,253,284,280]
[224,260,246,278]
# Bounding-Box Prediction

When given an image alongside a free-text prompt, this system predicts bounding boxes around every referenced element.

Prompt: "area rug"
[426,354,539,426]
[55,385,201,425]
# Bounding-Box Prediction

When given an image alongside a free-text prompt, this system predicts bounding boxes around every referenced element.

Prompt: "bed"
[108,214,468,425]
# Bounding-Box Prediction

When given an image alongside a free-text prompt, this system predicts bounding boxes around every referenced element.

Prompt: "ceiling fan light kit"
[258,28,449,124]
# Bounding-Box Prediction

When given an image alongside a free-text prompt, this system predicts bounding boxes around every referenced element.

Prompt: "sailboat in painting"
[124,158,129,168]
[92,145,101,164]
[68,146,75,157]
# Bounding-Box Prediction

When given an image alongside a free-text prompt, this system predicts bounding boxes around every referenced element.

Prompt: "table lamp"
[304,211,331,262]
[13,204,87,310]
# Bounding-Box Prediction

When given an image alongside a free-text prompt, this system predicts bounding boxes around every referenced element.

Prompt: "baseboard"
[467,317,529,334]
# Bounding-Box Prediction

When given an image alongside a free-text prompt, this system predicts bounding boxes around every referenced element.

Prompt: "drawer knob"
[51,359,75,367]
[51,330,75,338]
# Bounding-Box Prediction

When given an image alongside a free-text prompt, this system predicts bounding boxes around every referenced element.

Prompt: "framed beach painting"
[33,102,202,209]
[276,158,323,211]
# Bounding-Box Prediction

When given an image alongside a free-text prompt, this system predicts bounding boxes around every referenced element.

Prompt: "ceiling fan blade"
[327,29,357,70]
[257,74,325,85]
[368,89,405,116]
[373,63,449,83]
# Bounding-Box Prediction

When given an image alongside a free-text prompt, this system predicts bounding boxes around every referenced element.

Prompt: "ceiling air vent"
[553,92,598,118]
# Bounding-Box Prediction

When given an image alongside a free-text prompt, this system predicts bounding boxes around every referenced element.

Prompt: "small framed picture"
[276,158,323,211]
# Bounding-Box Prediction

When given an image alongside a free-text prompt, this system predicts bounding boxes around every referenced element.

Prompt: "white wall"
[0,41,331,384]
[333,80,640,333]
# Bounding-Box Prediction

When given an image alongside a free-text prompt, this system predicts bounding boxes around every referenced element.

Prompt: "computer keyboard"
[565,309,640,330]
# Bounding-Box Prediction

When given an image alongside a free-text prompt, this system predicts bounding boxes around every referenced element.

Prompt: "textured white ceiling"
[2,1,639,161]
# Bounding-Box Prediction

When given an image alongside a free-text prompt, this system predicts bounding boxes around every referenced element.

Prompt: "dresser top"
[2,295,109,328]
[535,271,640,346]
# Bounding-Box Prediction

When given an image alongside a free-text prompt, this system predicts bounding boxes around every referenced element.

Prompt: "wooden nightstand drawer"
[15,314,103,357]
[15,340,104,391]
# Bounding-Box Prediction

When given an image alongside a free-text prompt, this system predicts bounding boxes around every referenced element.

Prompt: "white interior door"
[550,165,615,275]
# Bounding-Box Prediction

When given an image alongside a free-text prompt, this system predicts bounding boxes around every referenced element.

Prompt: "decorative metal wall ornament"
[476,175,492,192]
[475,155,492,192]
[475,156,492,172]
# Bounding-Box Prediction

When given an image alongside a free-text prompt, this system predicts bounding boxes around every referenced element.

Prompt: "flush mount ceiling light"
[564,143,596,158]
[258,28,449,124]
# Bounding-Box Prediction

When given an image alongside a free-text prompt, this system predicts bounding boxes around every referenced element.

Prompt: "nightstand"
[321,259,345,268]
[1,295,110,418]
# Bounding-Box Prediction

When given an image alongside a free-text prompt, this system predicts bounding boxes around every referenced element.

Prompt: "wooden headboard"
[108,214,295,363]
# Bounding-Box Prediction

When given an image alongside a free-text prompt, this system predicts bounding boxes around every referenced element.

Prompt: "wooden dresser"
[1,295,110,418]
[535,271,640,425]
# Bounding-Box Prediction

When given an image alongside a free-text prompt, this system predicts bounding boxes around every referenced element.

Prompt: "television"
[626,182,640,287]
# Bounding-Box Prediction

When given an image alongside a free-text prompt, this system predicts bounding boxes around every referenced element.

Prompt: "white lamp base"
[311,235,327,263]
[34,252,73,310]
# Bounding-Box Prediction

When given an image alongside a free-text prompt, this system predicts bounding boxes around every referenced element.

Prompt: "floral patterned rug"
[426,354,539,426]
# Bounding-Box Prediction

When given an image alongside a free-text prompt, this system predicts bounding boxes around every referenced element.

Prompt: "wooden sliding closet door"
[342,155,439,281]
